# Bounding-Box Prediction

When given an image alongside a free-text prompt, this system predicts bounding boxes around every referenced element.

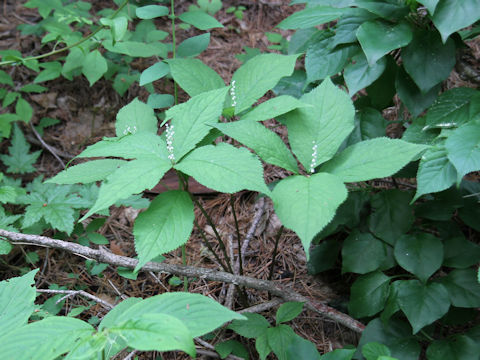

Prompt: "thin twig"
[239,197,265,270]
[238,298,282,314]
[30,122,66,168]
[122,350,137,360]
[268,226,284,281]
[0,229,365,333]
[36,289,114,310]
[230,195,243,275]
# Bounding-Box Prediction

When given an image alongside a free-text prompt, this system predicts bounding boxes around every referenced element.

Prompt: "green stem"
[0,0,129,67]
[268,226,284,281]
[420,329,434,341]
[194,219,230,272]
[230,195,243,275]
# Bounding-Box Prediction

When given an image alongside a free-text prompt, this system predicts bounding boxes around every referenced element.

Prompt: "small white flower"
[230,80,237,107]
[310,141,318,173]
[165,123,175,162]
[123,125,137,135]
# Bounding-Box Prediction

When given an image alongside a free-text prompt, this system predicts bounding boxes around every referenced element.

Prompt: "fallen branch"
[36,289,114,310]
[0,229,365,333]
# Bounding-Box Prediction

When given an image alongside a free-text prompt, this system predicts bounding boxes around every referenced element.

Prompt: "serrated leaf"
[396,280,450,334]
[168,87,228,160]
[0,270,38,339]
[134,191,193,271]
[228,313,270,339]
[272,173,348,256]
[174,143,269,194]
[139,61,169,86]
[431,0,480,43]
[402,30,456,93]
[439,269,480,308]
[356,20,412,66]
[0,124,41,174]
[413,145,456,201]
[47,159,126,184]
[284,78,355,170]
[116,98,158,137]
[344,53,386,96]
[110,313,195,356]
[394,233,443,282]
[240,95,311,122]
[168,58,224,97]
[81,156,171,220]
[136,5,169,19]
[443,236,480,269]
[82,50,108,86]
[231,53,298,114]
[277,6,344,29]
[111,292,245,338]
[267,325,297,360]
[214,121,299,173]
[0,316,94,360]
[342,231,388,274]
[368,190,414,245]
[320,138,427,182]
[445,121,480,183]
[426,335,480,360]
[179,11,223,30]
[33,62,62,83]
[276,302,304,325]
[348,271,390,318]
[424,87,478,129]
[177,33,210,58]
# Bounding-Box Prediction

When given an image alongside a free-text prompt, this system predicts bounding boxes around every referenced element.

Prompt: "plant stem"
[0,0,129,67]
[194,220,230,272]
[193,196,234,273]
[230,195,243,275]
[268,226,284,281]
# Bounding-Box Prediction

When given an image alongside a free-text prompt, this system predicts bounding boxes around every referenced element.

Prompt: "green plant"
[226,5,246,20]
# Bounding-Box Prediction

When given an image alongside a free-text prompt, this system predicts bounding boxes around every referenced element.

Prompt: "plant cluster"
[0,0,479,359]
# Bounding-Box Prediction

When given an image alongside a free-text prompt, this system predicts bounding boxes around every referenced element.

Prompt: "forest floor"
[1,1,479,359]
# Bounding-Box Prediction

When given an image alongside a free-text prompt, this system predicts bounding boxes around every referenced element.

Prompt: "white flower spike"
[310,141,318,173]
[165,123,175,162]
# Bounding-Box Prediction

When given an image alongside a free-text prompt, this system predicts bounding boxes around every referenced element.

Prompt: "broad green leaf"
[33,61,62,83]
[168,87,228,160]
[307,239,342,274]
[228,313,270,339]
[134,191,194,271]
[320,349,355,360]
[0,270,37,339]
[397,280,450,333]
[179,11,223,30]
[394,233,443,282]
[320,138,427,182]
[216,340,250,360]
[174,143,269,194]
[413,145,457,201]
[3,91,19,108]
[78,133,168,160]
[81,157,171,220]
[354,0,409,19]
[368,190,414,245]
[168,58,224,97]
[231,53,298,114]
[356,20,412,65]
[276,302,304,325]
[82,50,108,86]
[0,124,41,174]
[256,333,272,360]
[110,313,195,356]
[267,325,297,360]
[305,36,355,83]
[0,113,18,138]
[284,78,355,170]
[366,55,398,110]
[113,73,139,96]
[402,30,456,93]
[0,316,94,360]
[15,97,33,122]
[214,121,299,173]
[362,342,391,360]
[443,236,480,269]
[348,271,390,318]
[396,66,440,117]
[331,8,378,48]
[114,292,245,337]
[20,84,47,93]
[46,159,126,184]
[62,48,86,76]
[417,0,439,14]
[277,6,344,29]
[439,269,480,308]
[346,107,388,145]
[427,335,480,360]
[342,231,388,274]
[445,121,480,183]
[136,5,169,19]
[0,69,13,86]
[177,33,210,58]
[344,53,386,96]
[286,336,321,360]
[64,332,108,360]
[100,16,128,42]
[147,94,174,109]
[357,318,421,360]
[115,98,158,137]
[240,95,311,122]
[139,61,170,86]
[424,87,478,129]
[272,173,348,256]
[103,41,167,58]
[0,239,12,254]
[431,0,480,43]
